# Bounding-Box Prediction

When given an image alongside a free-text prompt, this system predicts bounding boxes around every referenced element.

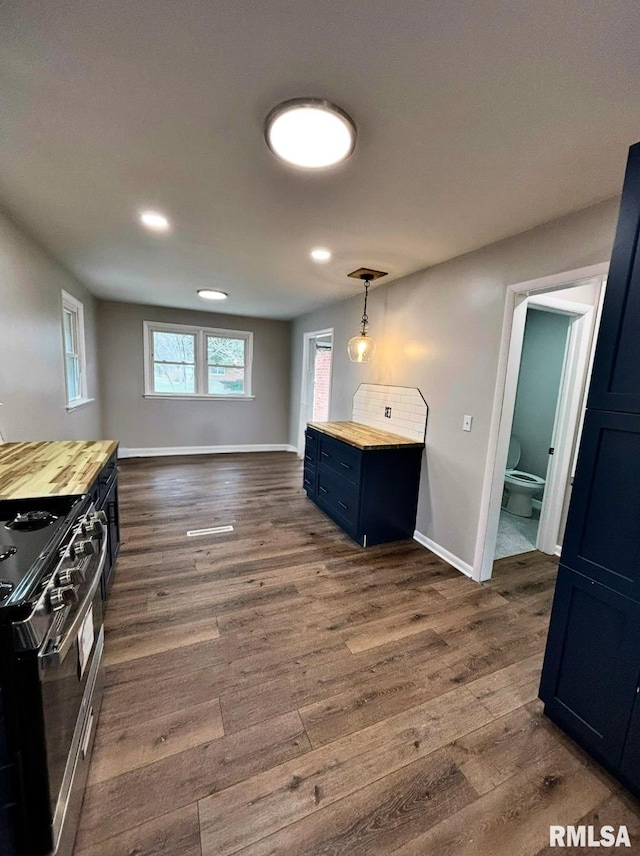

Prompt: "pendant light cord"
[360,277,371,336]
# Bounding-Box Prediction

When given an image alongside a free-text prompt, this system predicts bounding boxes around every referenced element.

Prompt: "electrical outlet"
[384,406,392,418]
[463,415,473,432]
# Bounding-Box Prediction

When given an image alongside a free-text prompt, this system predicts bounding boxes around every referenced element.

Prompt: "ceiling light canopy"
[310,247,332,262]
[139,210,171,232]
[197,289,228,301]
[265,99,356,169]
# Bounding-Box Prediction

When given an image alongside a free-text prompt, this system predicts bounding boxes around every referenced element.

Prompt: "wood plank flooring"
[73,452,640,856]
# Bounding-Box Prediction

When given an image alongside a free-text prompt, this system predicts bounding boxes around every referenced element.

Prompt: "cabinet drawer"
[304,429,319,465]
[317,472,359,527]
[318,436,361,484]
[303,465,317,494]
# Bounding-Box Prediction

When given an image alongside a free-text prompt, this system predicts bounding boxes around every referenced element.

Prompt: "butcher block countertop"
[307,421,424,450]
[0,440,118,500]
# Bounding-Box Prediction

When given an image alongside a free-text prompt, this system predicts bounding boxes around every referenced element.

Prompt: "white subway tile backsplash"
[352,383,428,442]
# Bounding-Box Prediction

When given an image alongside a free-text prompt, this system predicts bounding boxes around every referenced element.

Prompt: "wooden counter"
[307,421,424,450]
[0,441,119,500]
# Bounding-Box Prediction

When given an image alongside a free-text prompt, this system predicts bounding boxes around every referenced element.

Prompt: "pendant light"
[347,268,387,363]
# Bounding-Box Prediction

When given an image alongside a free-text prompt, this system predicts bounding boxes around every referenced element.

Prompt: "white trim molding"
[119,444,297,459]
[413,530,474,578]
[65,397,95,413]
[61,289,89,407]
[473,260,609,582]
[143,319,254,399]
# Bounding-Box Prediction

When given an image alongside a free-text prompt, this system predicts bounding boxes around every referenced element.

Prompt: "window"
[61,290,89,407]
[143,321,253,399]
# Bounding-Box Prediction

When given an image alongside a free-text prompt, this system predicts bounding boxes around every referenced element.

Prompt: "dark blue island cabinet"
[303,422,424,547]
[539,141,640,798]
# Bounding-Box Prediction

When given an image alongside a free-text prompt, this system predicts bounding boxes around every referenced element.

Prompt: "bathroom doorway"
[297,329,333,455]
[474,265,608,581]
[496,306,571,559]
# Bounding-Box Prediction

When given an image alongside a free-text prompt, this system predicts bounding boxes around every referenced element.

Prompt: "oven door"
[38,536,107,856]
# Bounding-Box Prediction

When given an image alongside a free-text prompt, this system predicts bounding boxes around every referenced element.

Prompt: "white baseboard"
[413,530,473,578]
[554,544,563,557]
[119,444,297,459]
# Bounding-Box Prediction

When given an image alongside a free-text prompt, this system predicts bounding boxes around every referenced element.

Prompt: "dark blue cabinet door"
[561,409,640,601]
[588,142,640,413]
[540,566,640,768]
[620,694,640,795]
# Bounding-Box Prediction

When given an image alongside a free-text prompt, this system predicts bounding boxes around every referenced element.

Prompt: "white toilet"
[504,437,545,518]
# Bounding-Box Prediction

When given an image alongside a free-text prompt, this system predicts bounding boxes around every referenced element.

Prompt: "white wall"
[0,208,102,441]
[98,300,291,451]
[289,197,619,569]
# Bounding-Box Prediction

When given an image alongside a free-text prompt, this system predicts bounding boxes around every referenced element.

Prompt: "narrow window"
[61,290,88,407]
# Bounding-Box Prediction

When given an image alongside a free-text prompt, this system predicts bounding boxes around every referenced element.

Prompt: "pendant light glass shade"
[348,334,376,363]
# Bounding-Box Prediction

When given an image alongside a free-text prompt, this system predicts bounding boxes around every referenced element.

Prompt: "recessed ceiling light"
[265,99,356,169]
[310,247,332,262]
[197,289,228,301]
[139,210,171,232]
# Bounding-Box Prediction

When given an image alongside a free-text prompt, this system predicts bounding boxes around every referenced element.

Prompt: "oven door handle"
[40,536,107,669]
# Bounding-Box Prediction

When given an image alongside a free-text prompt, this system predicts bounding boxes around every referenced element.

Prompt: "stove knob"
[58,566,86,586]
[50,586,79,610]
[82,512,106,538]
[88,517,105,538]
[71,540,96,560]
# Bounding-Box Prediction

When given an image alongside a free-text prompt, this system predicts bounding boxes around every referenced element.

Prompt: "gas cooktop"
[0,495,86,611]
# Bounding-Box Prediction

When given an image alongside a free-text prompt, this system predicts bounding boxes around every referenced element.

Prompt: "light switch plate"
[463,415,473,432]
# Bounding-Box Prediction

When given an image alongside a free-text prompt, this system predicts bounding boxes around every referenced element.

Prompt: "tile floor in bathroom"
[495,507,540,559]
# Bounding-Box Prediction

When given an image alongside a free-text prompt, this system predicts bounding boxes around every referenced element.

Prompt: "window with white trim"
[143,321,253,399]
[61,290,88,407]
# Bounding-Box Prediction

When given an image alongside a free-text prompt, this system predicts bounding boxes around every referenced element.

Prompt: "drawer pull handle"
[305,454,313,462]
[321,451,331,458]
[319,486,328,494]
[304,478,312,486]
[338,500,348,510]
[340,462,352,470]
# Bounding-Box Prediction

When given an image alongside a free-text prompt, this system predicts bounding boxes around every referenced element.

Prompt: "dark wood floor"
[73,452,640,856]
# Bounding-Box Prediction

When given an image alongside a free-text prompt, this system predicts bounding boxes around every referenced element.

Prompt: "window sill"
[143,394,255,401]
[66,398,95,413]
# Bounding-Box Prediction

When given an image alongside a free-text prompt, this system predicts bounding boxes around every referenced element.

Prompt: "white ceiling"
[1,1,639,319]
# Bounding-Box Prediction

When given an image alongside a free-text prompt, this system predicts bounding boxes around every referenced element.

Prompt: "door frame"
[473,262,609,582]
[298,328,334,457]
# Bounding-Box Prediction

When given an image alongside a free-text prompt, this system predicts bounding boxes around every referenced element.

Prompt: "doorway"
[496,305,572,559]
[298,329,333,455]
[474,264,608,581]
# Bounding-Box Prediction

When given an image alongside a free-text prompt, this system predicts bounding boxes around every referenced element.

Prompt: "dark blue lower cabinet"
[620,695,640,793]
[303,428,422,547]
[540,565,640,776]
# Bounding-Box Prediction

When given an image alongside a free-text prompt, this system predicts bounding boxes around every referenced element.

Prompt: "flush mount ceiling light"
[139,210,171,232]
[347,268,388,363]
[310,247,332,262]
[265,99,356,169]
[197,289,228,301]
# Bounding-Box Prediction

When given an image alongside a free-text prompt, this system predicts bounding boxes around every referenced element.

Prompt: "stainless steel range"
[0,494,107,856]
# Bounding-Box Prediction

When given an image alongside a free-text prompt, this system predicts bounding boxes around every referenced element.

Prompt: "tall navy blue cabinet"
[539,141,640,796]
